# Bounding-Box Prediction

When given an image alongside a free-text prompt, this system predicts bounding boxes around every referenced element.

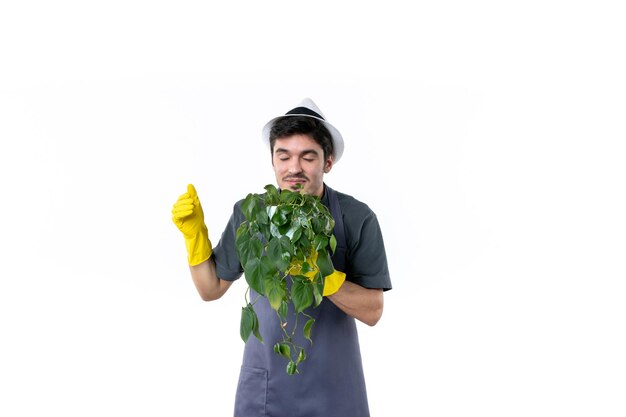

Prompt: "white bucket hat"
[261,98,345,163]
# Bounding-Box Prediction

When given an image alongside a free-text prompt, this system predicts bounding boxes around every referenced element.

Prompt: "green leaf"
[249,221,260,235]
[299,261,315,275]
[256,208,269,225]
[263,274,286,311]
[240,304,262,343]
[291,226,303,243]
[252,318,263,342]
[259,222,271,242]
[241,193,263,222]
[329,234,337,254]
[273,342,291,359]
[313,235,329,252]
[279,223,294,236]
[236,221,249,238]
[236,230,262,266]
[291,276,314,313]
[240,306,252,342]
[264,184,280,205]
[286,361,298,375]
[243,256,274,294]
[303,318,315,344]
[315,248,335,277]
[267,235,294,272]
[280,189,301,204]
[269,222,281,239]
[271,205,291,227]
[235,223,250,256]
[292,210,307,229]
[311,216,326,235]
[278,300,288,320]
[312,274,323,307]
[296,234,311,255]
[296,347,306,364]
[325,217,335,235]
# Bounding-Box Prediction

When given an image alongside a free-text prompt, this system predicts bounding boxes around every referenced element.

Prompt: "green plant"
[235,184,337,375]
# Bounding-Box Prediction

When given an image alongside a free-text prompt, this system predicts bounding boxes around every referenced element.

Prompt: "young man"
[172,98,392,417]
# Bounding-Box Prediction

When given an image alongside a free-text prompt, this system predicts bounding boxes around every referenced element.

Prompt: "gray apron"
[234,185,370,417]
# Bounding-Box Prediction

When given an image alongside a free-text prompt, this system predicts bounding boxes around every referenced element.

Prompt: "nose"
[287,158,302,174]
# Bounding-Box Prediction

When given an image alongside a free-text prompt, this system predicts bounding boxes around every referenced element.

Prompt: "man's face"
[272,133,333,197]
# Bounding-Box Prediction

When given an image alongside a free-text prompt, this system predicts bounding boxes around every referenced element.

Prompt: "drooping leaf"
[263,274,286,311]
[315,248,335,278]
[296,348,306,364]
[243,256,273,294]
[291,276,314,313]
[259,222,271,241]
[269,222,282,239]
[286,361,298,375]
[311,216,326,235]
[267,236,293,272]
[256,208,269,226]
[240,306,252,342]
[278,300,288,320]
[273,342,291,359]
[325,217,335,235]
[236,232,263,266]
[312,274,324,307]
[240,304,262,343]
[329,234,337,254]
[303,318,315,344]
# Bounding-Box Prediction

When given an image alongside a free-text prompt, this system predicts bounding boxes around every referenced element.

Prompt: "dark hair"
[269,116,334,161]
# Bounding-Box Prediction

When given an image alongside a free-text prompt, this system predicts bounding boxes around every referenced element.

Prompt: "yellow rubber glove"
[171,184,212,266]
[322,270,346,296]
[288,250,346,296]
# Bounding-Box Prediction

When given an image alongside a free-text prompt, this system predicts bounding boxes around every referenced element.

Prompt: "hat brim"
[261,114,344,163]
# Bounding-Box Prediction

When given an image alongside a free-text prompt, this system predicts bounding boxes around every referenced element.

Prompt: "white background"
[1,1,625,416]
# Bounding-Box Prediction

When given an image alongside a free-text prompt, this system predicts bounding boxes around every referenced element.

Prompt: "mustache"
[283,174,308,181]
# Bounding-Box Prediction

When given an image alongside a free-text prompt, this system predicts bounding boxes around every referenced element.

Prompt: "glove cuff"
[323,270,346,297]
[185,230,213,266]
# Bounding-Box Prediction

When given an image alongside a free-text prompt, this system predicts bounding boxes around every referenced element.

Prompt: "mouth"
[284,176,306,183]
[284,177,307,189]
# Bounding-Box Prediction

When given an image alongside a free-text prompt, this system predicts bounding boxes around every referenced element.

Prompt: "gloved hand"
[172,184,212,266]
[289,251,346,296]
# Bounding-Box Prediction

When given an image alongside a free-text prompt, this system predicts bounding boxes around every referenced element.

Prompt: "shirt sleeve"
[211,200,245,281]
[345,210,392,291]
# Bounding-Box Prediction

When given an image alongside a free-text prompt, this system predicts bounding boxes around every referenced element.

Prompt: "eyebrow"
[274,148,320,157]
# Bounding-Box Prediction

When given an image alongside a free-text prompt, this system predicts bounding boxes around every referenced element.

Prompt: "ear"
[323,156,334,173]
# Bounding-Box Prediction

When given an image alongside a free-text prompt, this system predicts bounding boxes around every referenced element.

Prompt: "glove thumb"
[187,183,197,198]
